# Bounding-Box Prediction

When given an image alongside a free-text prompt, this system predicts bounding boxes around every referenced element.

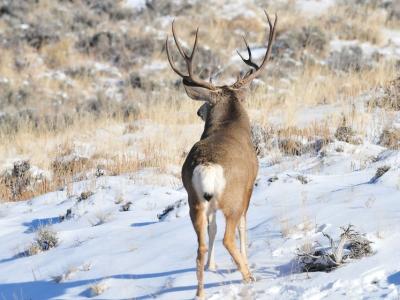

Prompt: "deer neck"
[201,99,250,140]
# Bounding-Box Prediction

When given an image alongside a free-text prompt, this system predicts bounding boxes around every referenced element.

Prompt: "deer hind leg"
[238,214,249,267]
[223,216,254,283]
[192,209,207,299]
[206,210,217,271]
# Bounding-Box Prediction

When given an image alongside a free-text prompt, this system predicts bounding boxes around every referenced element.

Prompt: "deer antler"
[233,10,278,88]
[165,20,216,90]
[236,36,260,73]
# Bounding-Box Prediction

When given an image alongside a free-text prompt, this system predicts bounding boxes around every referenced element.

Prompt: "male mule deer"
[166,11,277,299]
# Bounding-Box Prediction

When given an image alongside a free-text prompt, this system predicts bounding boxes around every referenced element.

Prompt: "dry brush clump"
[88,281,108,297]
[334,116,363,145]
[370,77,400,111]
[327,46,373,73]
[273,24,328,58]
[251,123,332,157]
[379,128,400,149]
[297,225,373,272]
[24,226,59,256]
[369,165,390,183]
[0,160,49,202]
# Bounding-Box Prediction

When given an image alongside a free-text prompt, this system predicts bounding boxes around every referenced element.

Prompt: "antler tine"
[186,27,199,79]
[171,20,188,59]
[236,36,260,71]
[165,21,215,90]
[265,11,277,53]
[265,10,273,32]
[233,11,278,87]
[190,27,199,59]
[165,37,187,78]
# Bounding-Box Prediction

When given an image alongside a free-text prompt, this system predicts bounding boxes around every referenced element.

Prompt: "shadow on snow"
[388,271,400,285]
[0,268,243,300]
[23,217,61,233]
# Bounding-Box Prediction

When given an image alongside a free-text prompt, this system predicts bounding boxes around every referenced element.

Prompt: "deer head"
[166,10,278,107]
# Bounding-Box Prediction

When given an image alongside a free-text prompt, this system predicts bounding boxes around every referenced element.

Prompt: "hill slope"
[0,142,399,299]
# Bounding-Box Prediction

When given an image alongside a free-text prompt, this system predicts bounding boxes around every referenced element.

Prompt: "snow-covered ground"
[0,141,399,299]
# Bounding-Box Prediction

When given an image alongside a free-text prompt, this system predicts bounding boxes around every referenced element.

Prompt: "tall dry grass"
[1,58,397,201]
[1,0,399,202]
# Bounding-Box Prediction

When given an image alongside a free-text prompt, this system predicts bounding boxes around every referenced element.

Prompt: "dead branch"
[297,224,373,272]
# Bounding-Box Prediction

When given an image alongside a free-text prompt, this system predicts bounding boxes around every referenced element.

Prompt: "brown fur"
[182,86,258,298]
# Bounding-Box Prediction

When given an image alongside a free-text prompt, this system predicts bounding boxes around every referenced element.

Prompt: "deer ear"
[183,83,216,104]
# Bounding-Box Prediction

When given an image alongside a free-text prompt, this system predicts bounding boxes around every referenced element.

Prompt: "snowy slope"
[0,143,399,299]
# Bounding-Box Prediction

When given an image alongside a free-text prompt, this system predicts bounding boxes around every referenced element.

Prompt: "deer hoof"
[205,263,217,272]
[244,273,256,283]
[195,292,205,300]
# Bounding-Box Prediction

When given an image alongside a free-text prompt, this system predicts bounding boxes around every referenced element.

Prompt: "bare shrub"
[379,128,400,149]
[25,226,59,256]
[157,199,187,221]
[89,281,108,297]
[268,175,278,183]
[76,31,159,68]
[335,125,355,142]
[26,243,41,256]
[371,77,400,110]
[369,165,390,183]
[53,266,78,283]
[295,175,309,184]
[1,160,31,201]
[60,208,72,222]
[251,124,273,156]
[334,117,361,144]
[120,201,132,212]
[20,23,60,50]
[273,25,328,58]
[77,191,94,202]
[144,0,198,17]
[0,160,49,202]
[35,227,59,251]
[251,124,332,157]
[51,155,91,182]
[297,225,373,272]
[328,46,371,72]
[386,2,400,22]
[278,137,328,156]
[279,139,305,156]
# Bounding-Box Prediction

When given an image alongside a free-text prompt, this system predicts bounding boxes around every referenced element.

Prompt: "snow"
[329,33,400,60]
[124,0,147,12]
[220,2,258,20]
[296,0,336,16]
[0,144,399,299]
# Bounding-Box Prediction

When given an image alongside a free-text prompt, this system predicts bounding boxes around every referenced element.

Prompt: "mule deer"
[166,10,277,299]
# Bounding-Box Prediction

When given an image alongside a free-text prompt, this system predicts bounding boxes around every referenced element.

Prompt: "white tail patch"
[192,163,226,202]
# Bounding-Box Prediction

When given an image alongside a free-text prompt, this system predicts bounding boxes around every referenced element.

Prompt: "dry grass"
[1,58,397,202]
[320,4,386,45]
[41,37,84,69]
[89,281,108,297]
[53,266,79,283]
[0,93,203,201]
[259,60,395,104]
[0,0,399,202]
